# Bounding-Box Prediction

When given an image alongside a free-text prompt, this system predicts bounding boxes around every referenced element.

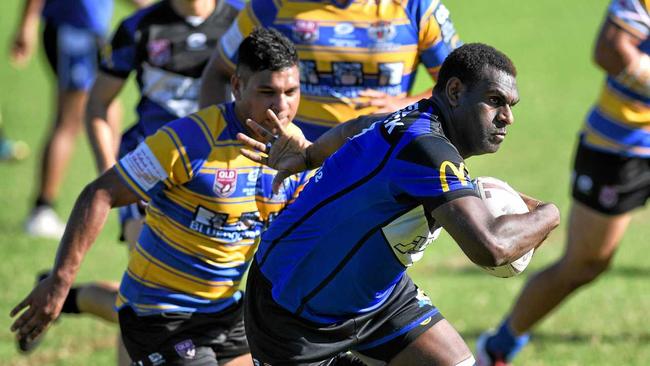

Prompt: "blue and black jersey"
[255,98,478,324]
[100,0,242,155]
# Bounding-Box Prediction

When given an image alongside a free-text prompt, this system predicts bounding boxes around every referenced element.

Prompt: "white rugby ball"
[474,176,534,278]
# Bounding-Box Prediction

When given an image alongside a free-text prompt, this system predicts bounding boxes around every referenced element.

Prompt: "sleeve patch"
[120,144,169,191]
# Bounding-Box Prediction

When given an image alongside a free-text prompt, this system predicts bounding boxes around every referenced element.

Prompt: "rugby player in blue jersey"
[11,0,148,239]
[476,1,650,365]
[10,28,310,366]
[237,43,561,366]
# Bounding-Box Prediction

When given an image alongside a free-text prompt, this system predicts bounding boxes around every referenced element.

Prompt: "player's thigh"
[568,143,650,262]
[383,319,473,366]
[564,201,631,263]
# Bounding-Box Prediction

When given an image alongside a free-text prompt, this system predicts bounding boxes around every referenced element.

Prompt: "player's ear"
[446,77,464,107]
[231,73,242,101]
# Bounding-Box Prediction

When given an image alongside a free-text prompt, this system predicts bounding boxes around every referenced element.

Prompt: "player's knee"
[566,258,612,288]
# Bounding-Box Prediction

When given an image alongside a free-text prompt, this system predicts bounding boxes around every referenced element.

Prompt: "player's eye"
[489,96,503,106]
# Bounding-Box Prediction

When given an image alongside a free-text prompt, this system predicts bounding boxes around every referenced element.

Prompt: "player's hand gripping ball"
[474,176,534,278]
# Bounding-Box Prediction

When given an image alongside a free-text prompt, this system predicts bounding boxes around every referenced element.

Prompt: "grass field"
[1,0,649,365]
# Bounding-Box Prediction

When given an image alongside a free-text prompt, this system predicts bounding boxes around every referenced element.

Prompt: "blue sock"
[486,318,530,362]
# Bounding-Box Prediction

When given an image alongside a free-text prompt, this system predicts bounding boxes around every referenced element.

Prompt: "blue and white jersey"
[255,99,477,324]
[42,0,113,36]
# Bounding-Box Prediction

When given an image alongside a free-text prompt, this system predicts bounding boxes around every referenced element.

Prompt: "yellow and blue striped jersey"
[114,103,310,315]
[582,0,650,157]
[217,0,461,140]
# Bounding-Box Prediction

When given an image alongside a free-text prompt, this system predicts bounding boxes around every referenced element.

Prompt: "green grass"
[1,0,649,364]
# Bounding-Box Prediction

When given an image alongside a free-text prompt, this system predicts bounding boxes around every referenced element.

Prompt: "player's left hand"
[9,274,69,344]
[237,109,312,193]
[356,89,415,113]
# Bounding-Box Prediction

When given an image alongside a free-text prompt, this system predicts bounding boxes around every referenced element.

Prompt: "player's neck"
[430,94,470,159]
[170,0,216,19]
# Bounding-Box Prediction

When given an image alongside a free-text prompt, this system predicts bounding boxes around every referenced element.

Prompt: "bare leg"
[37,89,87,202]
[388,319,473,366]
[509,201,630,334]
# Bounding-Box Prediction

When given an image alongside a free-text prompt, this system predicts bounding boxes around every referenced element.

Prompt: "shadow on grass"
[427,264,650,278]
[462,329,650,345]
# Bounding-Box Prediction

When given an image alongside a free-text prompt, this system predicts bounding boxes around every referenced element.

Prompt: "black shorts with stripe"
[245,261,442,365]
[572,140,650,215]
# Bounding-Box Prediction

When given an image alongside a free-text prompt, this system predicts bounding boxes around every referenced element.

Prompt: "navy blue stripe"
[587,109,650,148]
[355,309,440,350]
[294,207,412,316]
[258,142,397,267]
[606,77,650,105]
[161,127,192,179]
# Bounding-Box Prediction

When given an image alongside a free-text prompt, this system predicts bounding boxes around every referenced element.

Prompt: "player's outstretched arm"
[86,72,127,173]
[237,110,387,192]
[9,169,138,343]
[596,18,649,95]
[431,195,560,267]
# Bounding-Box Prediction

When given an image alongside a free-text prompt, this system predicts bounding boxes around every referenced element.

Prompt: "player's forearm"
[487,203,560,265]
[18,0,43,26]
[199,57,231,108]
[306,115,386,167]
[51,182,115,288]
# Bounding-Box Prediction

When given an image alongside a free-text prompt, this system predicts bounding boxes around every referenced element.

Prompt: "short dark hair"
[236,28,299,74]
[433,43,517,93]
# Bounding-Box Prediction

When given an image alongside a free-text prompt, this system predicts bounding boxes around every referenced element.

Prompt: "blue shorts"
[43,22,101,91]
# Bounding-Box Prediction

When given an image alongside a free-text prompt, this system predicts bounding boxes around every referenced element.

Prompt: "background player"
[10,28,309,366]
[476,1,650,365]
[199,0,461,140]
[237,43,560,365]
[18,0,243,362]
[10,0,148,239]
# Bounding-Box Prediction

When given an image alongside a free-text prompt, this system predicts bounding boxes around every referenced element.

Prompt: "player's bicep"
[595,19,644,75]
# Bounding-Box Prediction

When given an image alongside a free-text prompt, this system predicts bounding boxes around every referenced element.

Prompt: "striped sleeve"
[115,117,200,201]
[215,0,280,71]
[410,0,461,80]
[608,0,650,38]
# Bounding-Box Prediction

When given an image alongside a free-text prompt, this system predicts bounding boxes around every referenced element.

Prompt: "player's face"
[452,67,519,157]
[233,65,301,131]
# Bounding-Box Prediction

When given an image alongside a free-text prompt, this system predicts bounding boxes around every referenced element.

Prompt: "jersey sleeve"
[100,19,138,78]
[408,0,461,80]
[390,133,477,212]
[608,0,650,39]
[215,0,280,71]
[114,117,200,201]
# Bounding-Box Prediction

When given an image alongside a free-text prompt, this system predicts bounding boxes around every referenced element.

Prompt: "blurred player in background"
[199,0,461,140]
[16,0,242,362]
[236,43,560,365]
[477,1,650,365]
[11,28,310,366]
[10,0,148,239]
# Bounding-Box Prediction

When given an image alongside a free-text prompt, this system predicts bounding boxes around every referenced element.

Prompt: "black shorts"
[118,301,249,366]
[245,261,443,365]
[42,22,102,91]
[571,141,650,215]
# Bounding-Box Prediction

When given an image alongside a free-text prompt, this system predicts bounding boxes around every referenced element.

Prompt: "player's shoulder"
[379,99,445,140]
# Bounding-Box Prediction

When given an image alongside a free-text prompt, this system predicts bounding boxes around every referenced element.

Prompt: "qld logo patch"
[174,339,196,360]
[214,169,238,197]
[147,39,171,66]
